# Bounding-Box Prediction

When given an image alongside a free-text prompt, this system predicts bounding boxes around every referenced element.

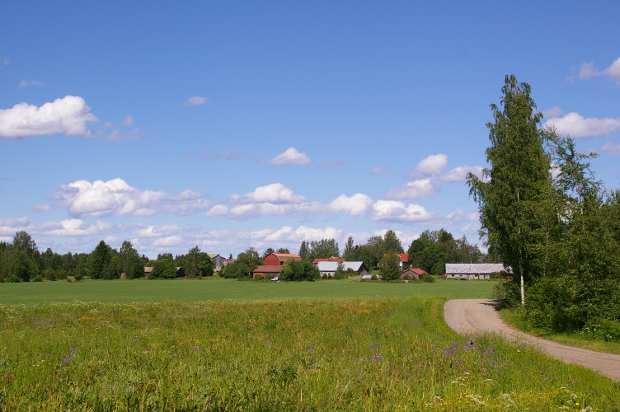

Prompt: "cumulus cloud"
[57,178,210,217]
[271,147,311,166]
[542,106,562,118]
[0,217,31,235]
[250,225,342,243]
[40,219,108,236]
[185,96,208,106]
[207,204,229,216]
[234,183,304,204]
[577,57,620,84]
[153,235,183,247]
[390,178,434,199]
[372,200,431,222]
[329,193,373,215]
[415,153,448,175]
[0,96,97,139]
[544,112,620,138]
[446,209,479,222]
[441,166,484,182]
[601,141,620,155]
[135,224,180,238]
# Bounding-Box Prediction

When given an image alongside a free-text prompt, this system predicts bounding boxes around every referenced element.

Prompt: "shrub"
[281,261,319,281]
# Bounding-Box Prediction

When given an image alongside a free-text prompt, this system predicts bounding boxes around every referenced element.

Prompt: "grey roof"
[317,261,339,272]
[445,263,509,274]
[342,261,364,271]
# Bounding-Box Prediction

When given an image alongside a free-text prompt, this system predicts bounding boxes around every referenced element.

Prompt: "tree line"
[469,74,620,336]
[0,232,215,282]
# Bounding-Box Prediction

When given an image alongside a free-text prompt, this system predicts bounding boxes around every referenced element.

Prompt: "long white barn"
[445,263,508,280]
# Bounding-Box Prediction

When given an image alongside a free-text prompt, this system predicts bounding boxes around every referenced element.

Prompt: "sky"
[1,1,619,257]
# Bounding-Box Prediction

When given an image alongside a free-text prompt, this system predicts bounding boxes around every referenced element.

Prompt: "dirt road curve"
[444,299,620,381]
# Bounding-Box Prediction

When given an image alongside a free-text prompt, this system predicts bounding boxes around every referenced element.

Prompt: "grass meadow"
[1,280,619,410]
[0,278,495,305]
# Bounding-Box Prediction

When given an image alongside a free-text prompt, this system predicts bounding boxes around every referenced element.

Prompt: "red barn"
[263,252,302,266]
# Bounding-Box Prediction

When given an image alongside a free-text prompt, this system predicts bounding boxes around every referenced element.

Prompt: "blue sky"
[1,1,619,257]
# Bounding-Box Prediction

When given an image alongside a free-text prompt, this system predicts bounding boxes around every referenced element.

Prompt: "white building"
[317,261,339,278]
[444,263,508,280]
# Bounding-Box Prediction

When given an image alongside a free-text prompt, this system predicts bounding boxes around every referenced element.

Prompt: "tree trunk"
[520,273,525,306]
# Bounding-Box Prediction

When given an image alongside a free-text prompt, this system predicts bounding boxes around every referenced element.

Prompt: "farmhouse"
[312,256,343,265]
[399,253,409,270]
[445,263,507,280]
[317,261,338,278]
[252,265,282,279]
[400,267,428,280]
[208,253,231,272]
[263,252,302,266]
[342,261,369,276]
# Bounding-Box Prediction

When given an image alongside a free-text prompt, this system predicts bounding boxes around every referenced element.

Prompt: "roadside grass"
[501,307,620,355]
[1,299,619,411]
[0,278,495,305]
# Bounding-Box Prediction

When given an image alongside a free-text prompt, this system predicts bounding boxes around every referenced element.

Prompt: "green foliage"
[298,241,309,260]
[180,246,213,277]
[379,253,401,281]
[118,240,143,279]
[220,262,251,279]
[306,238,339,260]
[152,254,177,279]
[236,248,261,270]
[342,231,406,270]
[280,261,319,281]
[89,241,116,279]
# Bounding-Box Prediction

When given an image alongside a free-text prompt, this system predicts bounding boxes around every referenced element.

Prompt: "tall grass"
[0,299,618,410]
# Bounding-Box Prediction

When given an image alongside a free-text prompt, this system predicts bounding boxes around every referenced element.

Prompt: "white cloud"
[40,219,108,236]
[602,141,620,155]
[0,217,31,235]
[58,178,164,216]
[207,204,229,216]
[18,80,44,88]
[390,178,434,199]
[544,112,620,138]
[271,147,311,166]
[446,209,479,222]
[250,225,342,243]
[153,235,183,247]
[135,224,180,238]
[185,96,208,106]
[329,193,373,215]
[415,153,448,175]
[576,57,620,84]
[0,96,97,139]
[372,200,431,222]
[234,183,304,204]
[441,166,484,182]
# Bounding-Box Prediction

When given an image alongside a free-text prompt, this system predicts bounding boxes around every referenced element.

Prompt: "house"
[252,265,283,279]
[263,252,302,266]
[312,256,343,265]
[400,267,428,280]
[341,261,369,277]
[445,263,508,280]
[208,253,230,272]
[317,261,339,278]
[144,266,154,278]
[399,253,409,270]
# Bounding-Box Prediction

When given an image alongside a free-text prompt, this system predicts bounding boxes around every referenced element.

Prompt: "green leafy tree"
[379,253,401,281]
[383,230,404,254]
[280,260,319,281]
[298,241,309,260]
[263,248,275,257]
[119,241,143,279]
[236,248,261,270]
[308,239,339,260]
[468,75,556,305]
[183,246,214,277]
[276,248,290,254]
[89,241,114,279]
[220,262,251,279]
[152,254,177,279]
[343,236,355,260]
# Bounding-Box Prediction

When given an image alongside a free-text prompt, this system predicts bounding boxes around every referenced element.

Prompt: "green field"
[0,278,495,305]
[501,307,620,355]
[2,298,619,411]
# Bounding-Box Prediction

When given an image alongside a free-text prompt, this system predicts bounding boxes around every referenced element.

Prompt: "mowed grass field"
[1,299,619,411]
[0,278,495,305]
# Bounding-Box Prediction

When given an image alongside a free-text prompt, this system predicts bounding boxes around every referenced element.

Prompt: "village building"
[252,265,282,279]
[312,256,343,265]
[208,253,231,272]
[263,252,302,266]
[400,267,428,280]
[316,260,369,278]
[341,261,369,276]
[399,253,409,270]
[317,261,339,278]
[444,263,507,280]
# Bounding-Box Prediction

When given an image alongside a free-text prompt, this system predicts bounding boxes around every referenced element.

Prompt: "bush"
[221,262,251,279]
[420,274,435,283]
[281,261,318,281]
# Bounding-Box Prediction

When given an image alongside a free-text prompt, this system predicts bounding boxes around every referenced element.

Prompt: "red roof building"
[263,253,302,266]
[252,265,283,279]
